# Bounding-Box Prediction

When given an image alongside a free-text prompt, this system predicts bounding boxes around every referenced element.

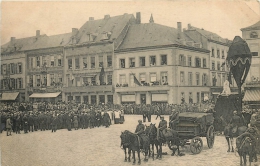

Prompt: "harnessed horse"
[120,130,149,164]
[120,131,132,162]
[145,123,161,160]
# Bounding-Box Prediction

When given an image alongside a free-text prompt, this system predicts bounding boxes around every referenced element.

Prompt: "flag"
[134,75,141,86]
[99,66,105,84]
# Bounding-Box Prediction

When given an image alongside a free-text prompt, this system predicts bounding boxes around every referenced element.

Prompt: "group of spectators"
[0,102,122,136]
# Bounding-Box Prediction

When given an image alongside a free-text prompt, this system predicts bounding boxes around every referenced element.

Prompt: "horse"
[236,130,257,166]
[120,131,132,162]
[221,116,247,152]
[145,123,161,160]
[120,130,150,165]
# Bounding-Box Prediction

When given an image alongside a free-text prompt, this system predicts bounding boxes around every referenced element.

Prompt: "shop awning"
[243,90,260,102]
[29,92,61,98]
[152,94,168,102]
[0,92,19,100]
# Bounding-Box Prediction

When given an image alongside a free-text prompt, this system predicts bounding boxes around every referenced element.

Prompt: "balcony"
[28,66,63,73]
[115,84,170,93]
[63,85,113,93]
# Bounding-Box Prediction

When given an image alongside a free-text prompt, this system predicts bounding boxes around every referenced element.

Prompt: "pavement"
[1,115,260,166]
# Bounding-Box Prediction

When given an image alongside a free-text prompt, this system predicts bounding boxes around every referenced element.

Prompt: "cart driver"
[135,120,146,150]
[229,110,242,134]
[158,116,167,140]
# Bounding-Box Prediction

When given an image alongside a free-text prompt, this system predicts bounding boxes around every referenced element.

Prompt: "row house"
[184,24,237,101]
[24,31,72,102]
[114,21,211,104]
[241,20,260,107]
[0,34,45,102]
[62,13,136,104]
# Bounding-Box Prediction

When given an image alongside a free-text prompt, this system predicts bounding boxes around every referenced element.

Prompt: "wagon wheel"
[190,137,203,154]
[206,125,215,149]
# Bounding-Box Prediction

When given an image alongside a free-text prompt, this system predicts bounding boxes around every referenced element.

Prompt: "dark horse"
[120,130,150,164]
[236,129,258,166]
[221,116,247,152]
[146,123,183,159]
[120,131,132,162]
[145,123,160,160]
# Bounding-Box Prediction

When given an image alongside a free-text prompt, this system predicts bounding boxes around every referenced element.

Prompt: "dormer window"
[250,32,258,38]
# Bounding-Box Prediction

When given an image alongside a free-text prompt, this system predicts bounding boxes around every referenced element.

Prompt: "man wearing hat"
[135,120,147,150]
[6,115,12,136]
[157,116,167,140]
[229,110,242,134]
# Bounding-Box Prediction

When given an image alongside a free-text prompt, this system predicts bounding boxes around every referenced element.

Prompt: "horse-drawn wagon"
[174,112,215,154]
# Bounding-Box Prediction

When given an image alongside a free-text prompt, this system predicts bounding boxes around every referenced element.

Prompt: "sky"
[1,0,260,45]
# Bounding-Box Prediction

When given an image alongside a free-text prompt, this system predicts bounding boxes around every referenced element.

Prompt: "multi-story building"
[63,13,136,104]
[0,34,44,102]
[114,19,211,104]
[184,24,236,101]
[241,21,260,107]
[24,31,72,102]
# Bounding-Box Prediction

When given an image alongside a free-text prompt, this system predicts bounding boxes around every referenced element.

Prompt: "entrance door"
[140,94,146,104]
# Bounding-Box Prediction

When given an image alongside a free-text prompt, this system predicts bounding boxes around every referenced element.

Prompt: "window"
[10,63,15,74]
[91,76,96,85]
[196,73,200,85]
[83,57,87,68]
[99,56,103,67]
[212,72,217,86]
[217,62,220,71]
[75,58,80,69]
[203,58,206,68]
[67,96,73,102]
[180,71,184,85]
[150,73,157,82]
[107,55,112,67]
[222,63,225,71]
[2,64,6,75]
[91,57,95,68]
[119,75,126,84]
[202,74,207,86]
[161,72,168,85]
[197,92,200,103]
[179,54,186,66]
[76,77,81,87]
[10,78,15,89]
[83,77,88,86]
[195,58,201,67]
[211,48,215,57]
[140,73,146,84]
[36,57,41,67]
[188,56,192,67]
[75,96,81,103]
[181,92,185,102]
[58,56,62,66]
[188,72,192,86]
[58,74,62,83]
[29,75,33,87]
[68,59,72,69]
[17,78,22,89]
[120,59,125,68]
[129,58,135,67]
[29,57,34,69]
[217,49,220,58]
[222,74,225,86]
[250,32,258,38]
[150,56,156,66]
[161,55,167,65]
[212,61,215,70]
[189,92,193,104]
[50,56,55,66]
[36,75,41,87]
[252,52,258,56]
[50,74,55,85]
[17,63,22,73]
[107,75,112,85]
[140,57,145,67]
[222,50,225,59]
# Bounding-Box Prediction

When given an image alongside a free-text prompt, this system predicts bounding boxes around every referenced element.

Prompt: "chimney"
[89,17,94,21]
[104,15,110,19]
[72,28,78,36]
[177,22,182,39]
[188,24,192,30]
[36,30,40,37]
[10,37,16,43]
[136,12,141,24]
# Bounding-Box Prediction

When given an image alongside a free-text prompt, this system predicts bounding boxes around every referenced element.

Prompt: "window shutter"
[33,75,36,87]
[47,74,50,86]
[7,64,10,74]
[21,78,23,88]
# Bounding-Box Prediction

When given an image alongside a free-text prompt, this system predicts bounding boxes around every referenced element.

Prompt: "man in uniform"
[135,120,147,150]
[169,109,179,130]
[157,116,167,140]
[229,110,242,134]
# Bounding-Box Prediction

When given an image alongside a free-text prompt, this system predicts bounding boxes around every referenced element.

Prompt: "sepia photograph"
[1,0,260,165]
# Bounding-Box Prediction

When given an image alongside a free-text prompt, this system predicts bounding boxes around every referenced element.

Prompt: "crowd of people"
[0,102,124,136]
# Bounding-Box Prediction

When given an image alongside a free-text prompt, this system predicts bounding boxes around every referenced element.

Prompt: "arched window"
[250,32,258,38]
